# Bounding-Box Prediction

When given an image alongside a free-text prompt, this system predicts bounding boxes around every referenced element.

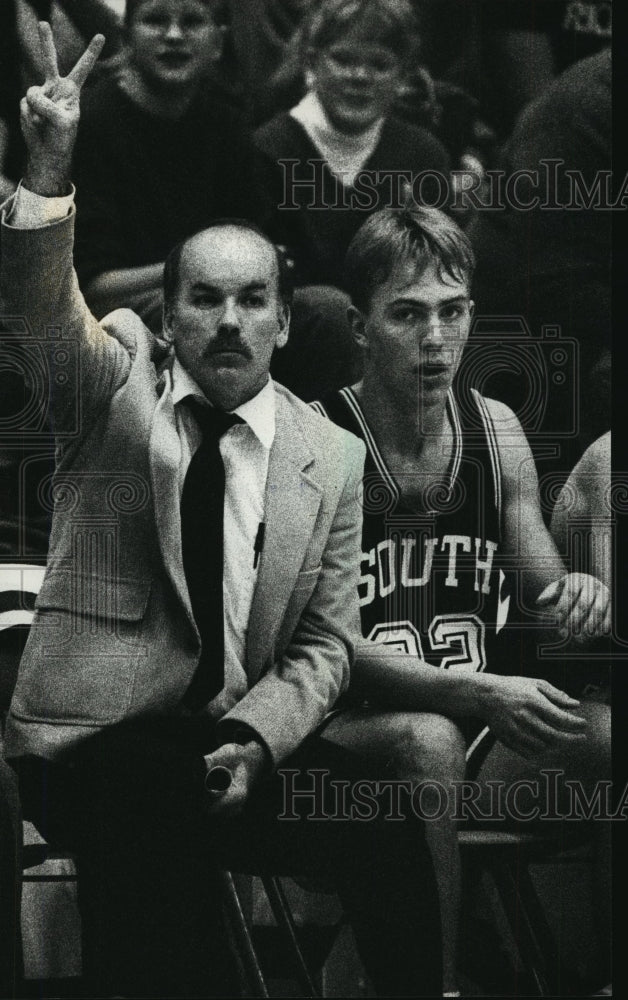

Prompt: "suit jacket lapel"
[246,394,322,683]
[149,369,194,625]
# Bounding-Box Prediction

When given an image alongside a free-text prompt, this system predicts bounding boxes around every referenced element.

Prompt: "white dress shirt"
[7,184,276,717]
[172,359,275,716]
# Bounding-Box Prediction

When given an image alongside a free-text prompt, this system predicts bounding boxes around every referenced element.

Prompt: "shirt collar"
[290,91,384,156]
[172,356,276,450]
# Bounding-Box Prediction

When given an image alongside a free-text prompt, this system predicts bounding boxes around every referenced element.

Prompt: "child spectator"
[254,0,450,288]
[72,0,275,332]
[468,48,611,478]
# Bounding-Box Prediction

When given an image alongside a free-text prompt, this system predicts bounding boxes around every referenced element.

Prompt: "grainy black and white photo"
[0,1,619,997]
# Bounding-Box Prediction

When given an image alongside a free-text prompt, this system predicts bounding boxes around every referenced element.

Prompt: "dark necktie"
[180,398,244,709]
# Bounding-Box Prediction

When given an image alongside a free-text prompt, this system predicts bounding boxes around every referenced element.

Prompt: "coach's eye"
[194,293,220,307]
[182,14,207,30]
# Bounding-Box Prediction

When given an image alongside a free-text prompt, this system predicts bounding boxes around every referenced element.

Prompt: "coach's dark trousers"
[14,717,442,998]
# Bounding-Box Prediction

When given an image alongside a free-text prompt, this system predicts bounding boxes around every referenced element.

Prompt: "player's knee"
[416,714,467,782]
[380,713,466,784]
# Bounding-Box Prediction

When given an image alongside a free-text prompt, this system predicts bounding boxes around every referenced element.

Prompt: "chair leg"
[260,876,320,998]
[515,862,586,996]
[488,858,553,996]
[219,870,269,998]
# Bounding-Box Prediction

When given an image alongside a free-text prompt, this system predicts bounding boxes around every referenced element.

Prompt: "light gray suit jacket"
[0,207,365,765]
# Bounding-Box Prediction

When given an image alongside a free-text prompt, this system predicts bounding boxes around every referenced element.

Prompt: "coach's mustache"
[203,334,252,360]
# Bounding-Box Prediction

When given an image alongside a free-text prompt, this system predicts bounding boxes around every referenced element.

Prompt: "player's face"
[354,259,474,404]
[308,28,403,135]
[166,227,289,411]
[126,0,221,90]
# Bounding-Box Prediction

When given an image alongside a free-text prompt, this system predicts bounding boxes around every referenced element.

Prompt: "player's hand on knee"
[203,741,268,819]
[21,22,104,195]
[536,572,611,645]
[482,675,587,760]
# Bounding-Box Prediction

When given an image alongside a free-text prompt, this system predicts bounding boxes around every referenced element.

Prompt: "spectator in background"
[255,0,450,289]
[223,0,307,125]
[414,0,611,142]
[72,0,275,332]
[253,0,450,399]
[477,0,612,140]
[468,47,611,480]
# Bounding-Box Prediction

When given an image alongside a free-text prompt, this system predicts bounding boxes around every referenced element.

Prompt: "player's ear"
[469,299,475,320]
[348,305,369,352]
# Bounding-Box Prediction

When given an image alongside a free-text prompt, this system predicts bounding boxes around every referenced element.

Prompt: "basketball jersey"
[312,387,513,681]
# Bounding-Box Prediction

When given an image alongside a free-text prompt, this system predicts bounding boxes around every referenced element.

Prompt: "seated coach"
[0,25,442,999]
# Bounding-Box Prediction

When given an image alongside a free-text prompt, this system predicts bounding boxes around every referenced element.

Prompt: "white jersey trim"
[313,387,465,508]
[470,389,503,531]
[446,389,463,495]
[309,400,327,418]
[340,388,401,503]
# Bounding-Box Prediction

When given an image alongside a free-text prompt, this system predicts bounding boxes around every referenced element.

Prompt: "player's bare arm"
[353,639,587,760]
[484,396,610,643]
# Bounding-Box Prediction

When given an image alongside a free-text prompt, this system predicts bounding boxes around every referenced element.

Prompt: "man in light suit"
[1,25,442,998]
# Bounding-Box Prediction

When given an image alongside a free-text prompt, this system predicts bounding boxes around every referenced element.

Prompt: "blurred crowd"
[1,0,612,482]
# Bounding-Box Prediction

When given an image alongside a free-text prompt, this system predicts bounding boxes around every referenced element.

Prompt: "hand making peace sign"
[21,22,105,197]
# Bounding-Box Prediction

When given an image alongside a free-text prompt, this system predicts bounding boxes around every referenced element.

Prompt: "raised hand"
[536,572,611,644]
[21,22,104,196]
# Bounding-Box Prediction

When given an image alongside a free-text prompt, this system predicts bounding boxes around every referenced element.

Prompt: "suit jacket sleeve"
[0,205,132,437]
[216,436,366,767]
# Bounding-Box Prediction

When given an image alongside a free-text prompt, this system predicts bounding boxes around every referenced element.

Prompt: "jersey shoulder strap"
[310,388,367,441]
[468,388,504,531]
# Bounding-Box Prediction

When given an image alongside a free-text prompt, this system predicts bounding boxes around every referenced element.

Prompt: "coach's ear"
[162,304,174,345]
[275,301,290,350]
[348,305,369,354]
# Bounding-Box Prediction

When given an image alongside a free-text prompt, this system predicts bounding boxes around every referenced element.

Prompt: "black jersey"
[313,387,513,682]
